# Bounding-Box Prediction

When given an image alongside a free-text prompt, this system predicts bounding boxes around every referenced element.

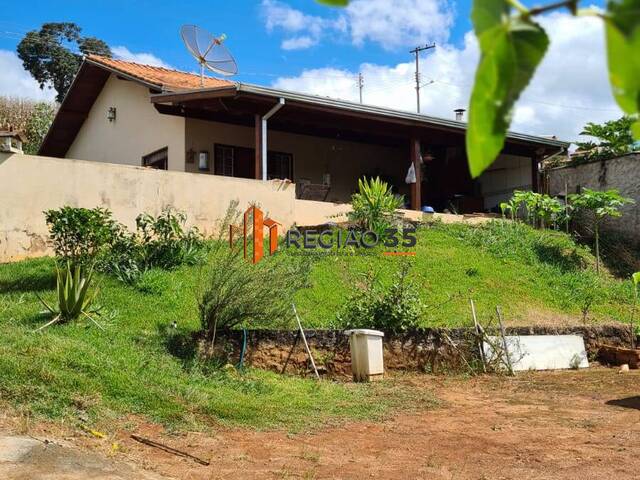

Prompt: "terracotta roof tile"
[86,55,233,91]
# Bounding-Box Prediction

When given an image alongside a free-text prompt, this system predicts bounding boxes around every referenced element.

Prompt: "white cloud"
[262,0,345,50]
[281,36,318,51]
[261,0,451,51]
[111,46,171,68]
[0,50,56,101]
[345,0,453,49]
[272,12,622,142]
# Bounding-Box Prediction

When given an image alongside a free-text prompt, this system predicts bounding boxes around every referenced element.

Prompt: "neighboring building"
[40,55,568,212]
[548,153,640,240]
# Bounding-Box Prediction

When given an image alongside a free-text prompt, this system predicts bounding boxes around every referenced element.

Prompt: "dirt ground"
[2,367,640,480]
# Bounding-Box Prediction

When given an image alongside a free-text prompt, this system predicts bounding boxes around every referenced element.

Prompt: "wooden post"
[254,114,262,180]
[252,206,263,264]
[496,306,514,375]
[292,303,320,380]
[410,138,421,211]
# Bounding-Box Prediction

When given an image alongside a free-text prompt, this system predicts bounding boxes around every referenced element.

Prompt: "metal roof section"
[151,82,570,149]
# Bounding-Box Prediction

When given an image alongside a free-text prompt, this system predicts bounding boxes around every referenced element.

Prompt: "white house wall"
[185,117,407,203]
[479,154,532,210]
[66,74,185,170]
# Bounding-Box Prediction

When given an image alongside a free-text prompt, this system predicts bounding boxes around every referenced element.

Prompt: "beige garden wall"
[0,153,493,262]
[0,153,295,262]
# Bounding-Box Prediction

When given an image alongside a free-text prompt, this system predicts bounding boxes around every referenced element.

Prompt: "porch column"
[410,138,422,211]
[531,155,540,193]
[254,114,262,180]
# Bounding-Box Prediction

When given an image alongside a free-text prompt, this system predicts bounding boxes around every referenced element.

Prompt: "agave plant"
[349,176,403,236]
[36,262,103,331]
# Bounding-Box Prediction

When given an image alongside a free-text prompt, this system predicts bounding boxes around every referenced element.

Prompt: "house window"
[142,147,168,170]
[267,151,293,180]
[214,145,234,176]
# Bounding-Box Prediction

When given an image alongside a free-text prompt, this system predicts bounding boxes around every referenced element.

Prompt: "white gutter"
[261,98,285,181]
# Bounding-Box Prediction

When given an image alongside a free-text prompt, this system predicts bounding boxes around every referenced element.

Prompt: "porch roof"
[150,83,569,155]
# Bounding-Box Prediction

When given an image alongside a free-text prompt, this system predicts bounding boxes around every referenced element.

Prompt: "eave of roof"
[151,83,570,149]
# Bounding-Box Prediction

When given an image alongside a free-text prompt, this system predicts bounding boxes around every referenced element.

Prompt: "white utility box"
[345,329,385,382]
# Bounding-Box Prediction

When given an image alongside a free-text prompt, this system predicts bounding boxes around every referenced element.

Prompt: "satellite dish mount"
[180,24,238,86]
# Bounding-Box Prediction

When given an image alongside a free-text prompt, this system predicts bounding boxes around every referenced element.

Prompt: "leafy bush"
[349,177,403,236]
[337,261,423,333]
[45,206,206,283]
[44,206,120,267]
[135,208,205,270]
[36,262,101,330]
[198,244,310,347]
[503,190,566,229]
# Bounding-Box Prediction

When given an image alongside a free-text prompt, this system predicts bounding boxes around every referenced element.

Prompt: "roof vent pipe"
[454,108,465,121]
[262,97,286,181]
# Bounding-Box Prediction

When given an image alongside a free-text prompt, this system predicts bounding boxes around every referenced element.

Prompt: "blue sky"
[0,1,618,141]
[0,0,474,85]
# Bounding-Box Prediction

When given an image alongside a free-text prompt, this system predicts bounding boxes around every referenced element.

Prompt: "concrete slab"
[484,335,589,371]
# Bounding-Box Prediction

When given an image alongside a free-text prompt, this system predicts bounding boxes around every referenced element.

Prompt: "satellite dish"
[180,24,238,86]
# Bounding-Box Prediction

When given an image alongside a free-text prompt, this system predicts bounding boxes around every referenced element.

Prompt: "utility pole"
[357,72,364,104]
[410,43,435,113]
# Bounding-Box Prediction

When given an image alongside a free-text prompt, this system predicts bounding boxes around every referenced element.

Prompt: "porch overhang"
[150,83,569,155]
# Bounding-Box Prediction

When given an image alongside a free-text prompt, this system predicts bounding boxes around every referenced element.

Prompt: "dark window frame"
[214,143,235,176]
[267,150,294,180]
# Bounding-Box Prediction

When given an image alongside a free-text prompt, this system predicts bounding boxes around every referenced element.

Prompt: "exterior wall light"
[199,150,209,171]
[107,107,117,122]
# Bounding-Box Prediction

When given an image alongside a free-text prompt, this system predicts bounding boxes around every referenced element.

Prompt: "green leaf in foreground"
[466,0,549,178]
[605,0,640,139]
[316,0,349,6]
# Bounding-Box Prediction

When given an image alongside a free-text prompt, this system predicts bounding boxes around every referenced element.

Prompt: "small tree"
[568,189,634,273]
[574,116,636,163]
[17,23,111,102]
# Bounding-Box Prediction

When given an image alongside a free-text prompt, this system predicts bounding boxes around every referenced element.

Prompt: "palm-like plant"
[36,262,102,331]
[349,177,404,236]
[569,188,634,273]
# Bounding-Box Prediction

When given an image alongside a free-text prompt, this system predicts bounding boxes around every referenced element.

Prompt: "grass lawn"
[292,221,633,328]
[0,257,427,432]
[0,221,633,432]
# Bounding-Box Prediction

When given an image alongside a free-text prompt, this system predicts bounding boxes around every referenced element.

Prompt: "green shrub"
[135,208,206,270]
[337,261,423,333]
[198,244,310,347]
[349,177,403,236]
[44,206,119,267]
[101,207,206,283]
